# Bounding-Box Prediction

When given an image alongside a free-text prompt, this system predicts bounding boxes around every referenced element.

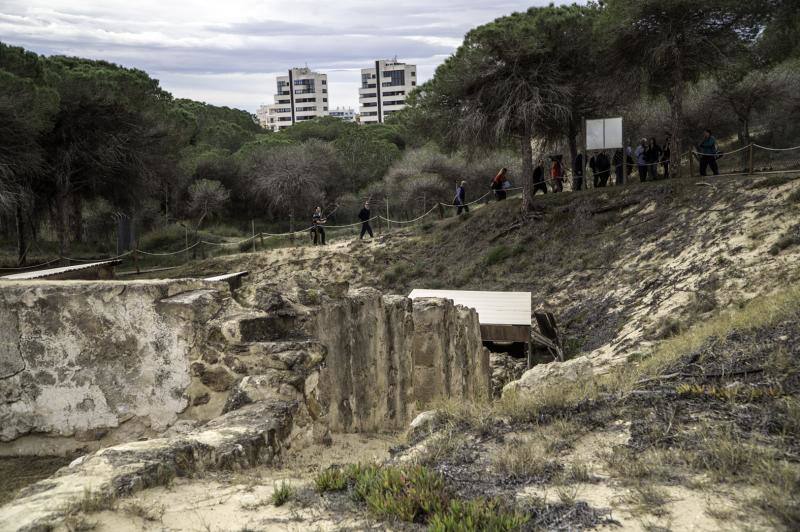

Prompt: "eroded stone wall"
[312,289,489,433]
[1,281,489,455]
[0,280,218,448]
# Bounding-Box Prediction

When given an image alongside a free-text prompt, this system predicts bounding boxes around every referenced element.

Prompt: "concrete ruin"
[0,278,489,529]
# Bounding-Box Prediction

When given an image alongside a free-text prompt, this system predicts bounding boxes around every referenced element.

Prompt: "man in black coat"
[358,201,374,240]
[596,151,611,187]
[573,153,584,191]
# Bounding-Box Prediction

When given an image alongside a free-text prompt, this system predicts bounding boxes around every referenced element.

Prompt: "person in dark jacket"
[697,129,719,176]
[312,206,326,245]
[573,153,584,191]
[647,137,662,180]
[358,201,373,239]
[661,136,671,179]
[635,139,648,182]
[613,149,624,185]
[533,159,547,195]
[595,151,611,187]
[454,180,469,215]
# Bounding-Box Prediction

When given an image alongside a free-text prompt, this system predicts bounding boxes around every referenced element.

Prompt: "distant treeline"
[1,0,799,262]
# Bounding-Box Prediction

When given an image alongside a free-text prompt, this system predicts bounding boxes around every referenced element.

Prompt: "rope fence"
[3,142,800,274]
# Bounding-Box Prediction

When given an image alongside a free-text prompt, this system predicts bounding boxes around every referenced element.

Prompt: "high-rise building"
[329,106,357,122]
[256,104,270,129]
[359,59,417,125]
[265,67,329,131]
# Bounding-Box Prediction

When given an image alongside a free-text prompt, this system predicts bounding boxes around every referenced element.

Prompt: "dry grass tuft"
[491,439,562,481]
[122,500,165,522]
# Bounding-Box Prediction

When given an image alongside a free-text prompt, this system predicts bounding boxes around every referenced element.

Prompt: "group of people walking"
[633,136,672,182]
[309,130,722,245]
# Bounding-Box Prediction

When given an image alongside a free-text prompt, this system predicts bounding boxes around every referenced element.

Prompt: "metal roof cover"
[0,260,121,281]
[408,289,531,326]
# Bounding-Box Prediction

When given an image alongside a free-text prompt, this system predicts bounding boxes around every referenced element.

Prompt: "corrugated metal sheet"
[408,289,531,326]
[0,260,121,281]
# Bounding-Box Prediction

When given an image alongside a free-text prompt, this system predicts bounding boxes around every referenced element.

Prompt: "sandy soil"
[514,425,773,532]
[62,433,401,532]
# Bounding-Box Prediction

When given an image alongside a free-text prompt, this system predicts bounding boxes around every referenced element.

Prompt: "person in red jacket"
[550,159,564,192]
[491,168,508,200]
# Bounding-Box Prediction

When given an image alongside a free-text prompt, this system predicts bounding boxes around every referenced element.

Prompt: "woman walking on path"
[491,168,508,201]
[454,181,469,215]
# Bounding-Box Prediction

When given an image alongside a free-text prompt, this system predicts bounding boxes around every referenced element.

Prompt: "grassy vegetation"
[491,439,561,480]
[313,463,527,529]
[270,481,294,506]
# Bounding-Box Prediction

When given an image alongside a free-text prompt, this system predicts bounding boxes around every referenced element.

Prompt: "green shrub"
[485,245,512,266]
[205,223,245,238]
[348,464,448,522]
[428,498,529,532]
[138,224,187,252]
[271,481,293,506]
[314,467,347,493]
[316,463,529,530]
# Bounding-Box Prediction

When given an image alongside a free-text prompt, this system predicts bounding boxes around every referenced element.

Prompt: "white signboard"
[586,117,623,150]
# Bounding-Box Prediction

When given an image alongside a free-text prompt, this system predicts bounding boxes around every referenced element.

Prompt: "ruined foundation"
[0,280,489,531]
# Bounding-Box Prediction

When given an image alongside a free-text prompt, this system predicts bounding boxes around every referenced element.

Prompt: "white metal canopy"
[0,260,121,281]
[408,289,531,326]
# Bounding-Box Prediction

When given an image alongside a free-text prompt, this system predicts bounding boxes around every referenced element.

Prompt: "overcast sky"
[1,1,571,113]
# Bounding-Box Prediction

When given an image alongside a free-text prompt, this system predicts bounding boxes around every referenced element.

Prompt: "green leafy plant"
[271,481,294,506]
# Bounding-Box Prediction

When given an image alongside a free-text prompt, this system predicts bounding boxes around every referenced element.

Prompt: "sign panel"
[586,117,623,150]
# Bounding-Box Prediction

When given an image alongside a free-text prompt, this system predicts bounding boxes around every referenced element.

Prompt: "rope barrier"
[378,204,441,225]
[4,142,800,274]
[0,258,61,271]
[61,250,134,262]
[136,241,201,256]
[753,143,800,152]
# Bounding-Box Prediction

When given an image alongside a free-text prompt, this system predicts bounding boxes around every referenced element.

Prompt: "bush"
[138,224,187,252]
[428,498,529,532]
[271,481,293,506]
[314,467,347,493]
[485,245,513,266]
[315,463,527,529]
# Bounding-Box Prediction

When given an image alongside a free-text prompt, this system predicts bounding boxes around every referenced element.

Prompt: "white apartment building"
[265,67,329,131]
[329,106,356,122]
[256,104,270,129]
[359,59,417,124]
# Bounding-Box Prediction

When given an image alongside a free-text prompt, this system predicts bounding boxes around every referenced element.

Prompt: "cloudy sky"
[1,1,569,113]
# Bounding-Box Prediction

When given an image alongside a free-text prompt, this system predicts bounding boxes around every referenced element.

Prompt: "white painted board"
[586,117,623,150]
[408,289,531,326]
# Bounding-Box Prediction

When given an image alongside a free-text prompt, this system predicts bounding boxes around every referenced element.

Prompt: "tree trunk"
[567,122,578,171]
[741,119,751,171]
[668,57,685,179]
[15,204,26,266]
[521,136,535,211]
[71,194,82,243]
[55,192,70,257]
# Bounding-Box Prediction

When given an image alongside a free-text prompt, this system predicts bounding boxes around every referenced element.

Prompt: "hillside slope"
[61,173,800,530]
[173,173,800,379]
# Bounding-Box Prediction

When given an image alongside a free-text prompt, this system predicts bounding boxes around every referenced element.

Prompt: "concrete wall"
[1,281,489,454]
[0,280,219,452]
